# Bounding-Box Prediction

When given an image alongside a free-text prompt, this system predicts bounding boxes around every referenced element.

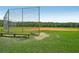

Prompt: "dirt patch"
[34,32,49,40]
[32,27,64,30]
[32,27,79,31]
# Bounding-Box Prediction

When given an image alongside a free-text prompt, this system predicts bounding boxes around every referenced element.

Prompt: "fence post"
[38,7,40,35]
[8,9,9,34]
[22,8,23,33]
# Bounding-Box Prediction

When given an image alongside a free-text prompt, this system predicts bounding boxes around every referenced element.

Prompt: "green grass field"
[0,27,79,52]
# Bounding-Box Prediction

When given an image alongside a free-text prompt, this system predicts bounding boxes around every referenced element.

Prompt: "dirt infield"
[32,27,79,31]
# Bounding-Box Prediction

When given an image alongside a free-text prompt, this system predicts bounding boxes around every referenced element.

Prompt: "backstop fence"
[3,7,40,34]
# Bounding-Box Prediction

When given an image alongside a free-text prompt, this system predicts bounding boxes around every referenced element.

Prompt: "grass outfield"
[0,27,40,34]
[0,30,79,52]
[0,27,79,34]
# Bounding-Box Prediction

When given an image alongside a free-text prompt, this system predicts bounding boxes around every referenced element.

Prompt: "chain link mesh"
[3,7,40,34]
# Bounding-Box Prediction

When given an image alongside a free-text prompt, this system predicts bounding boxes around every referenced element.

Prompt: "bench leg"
[13,34,16,37]
[27,34,30,38]
[0,33,3,37]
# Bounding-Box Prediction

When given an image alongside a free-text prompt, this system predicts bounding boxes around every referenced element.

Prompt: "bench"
[0,32,30,38]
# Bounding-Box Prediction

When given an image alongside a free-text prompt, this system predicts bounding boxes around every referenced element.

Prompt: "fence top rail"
[8,6,40,10]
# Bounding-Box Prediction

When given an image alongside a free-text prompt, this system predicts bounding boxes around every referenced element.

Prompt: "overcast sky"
[0,6,79,23]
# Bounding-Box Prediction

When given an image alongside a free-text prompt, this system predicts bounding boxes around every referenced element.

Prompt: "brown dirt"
[34,32,49,40]
[32,27,79,31]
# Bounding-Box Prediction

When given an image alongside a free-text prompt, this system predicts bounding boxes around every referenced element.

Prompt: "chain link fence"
[3,7,40,34]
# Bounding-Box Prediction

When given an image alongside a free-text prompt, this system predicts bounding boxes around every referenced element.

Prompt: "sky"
[1,6,79,23]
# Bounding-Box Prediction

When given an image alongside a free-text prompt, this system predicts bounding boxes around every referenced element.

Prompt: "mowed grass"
[0,27,79,52]
[0,27,40,34]
[0,31,79,52]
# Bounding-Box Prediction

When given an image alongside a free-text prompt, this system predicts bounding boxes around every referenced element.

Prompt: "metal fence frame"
[3,7,40,35]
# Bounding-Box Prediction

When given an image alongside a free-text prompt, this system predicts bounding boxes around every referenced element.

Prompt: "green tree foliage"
[0,20,79,27]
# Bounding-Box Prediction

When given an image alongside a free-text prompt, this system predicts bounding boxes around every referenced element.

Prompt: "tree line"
[0,20,79,27]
